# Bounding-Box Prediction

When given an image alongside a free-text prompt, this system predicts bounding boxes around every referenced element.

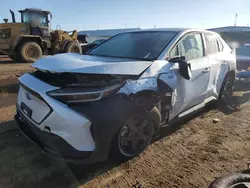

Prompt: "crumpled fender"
[118,60,177,95]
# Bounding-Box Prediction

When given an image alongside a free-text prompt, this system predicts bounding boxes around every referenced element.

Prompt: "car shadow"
[0,60,15,64]
[0,55,14,64]
[0,120,129,188]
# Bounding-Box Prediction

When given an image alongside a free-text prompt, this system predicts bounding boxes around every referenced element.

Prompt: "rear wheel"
[18,42,42,63]
[219,74,235,105]
[64,42,82,54]
[112,107,161,159]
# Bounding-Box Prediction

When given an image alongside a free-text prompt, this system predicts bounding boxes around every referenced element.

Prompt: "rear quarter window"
[205,34,220,55]
[217,38,224,52]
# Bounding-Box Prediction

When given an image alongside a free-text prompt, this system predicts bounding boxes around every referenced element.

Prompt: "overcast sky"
[1,0,250,31]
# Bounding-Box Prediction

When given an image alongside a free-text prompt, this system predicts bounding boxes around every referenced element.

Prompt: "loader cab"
[19,8,51,37]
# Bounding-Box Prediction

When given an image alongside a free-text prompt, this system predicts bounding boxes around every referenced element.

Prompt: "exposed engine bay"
[32,70,136,88]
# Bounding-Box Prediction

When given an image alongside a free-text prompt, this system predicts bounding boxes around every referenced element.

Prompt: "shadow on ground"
[0,56,14,64]
[0,120,128,188]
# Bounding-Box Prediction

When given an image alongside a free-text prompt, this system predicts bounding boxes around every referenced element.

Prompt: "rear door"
[204,33,230,99]
[169,32,210,116]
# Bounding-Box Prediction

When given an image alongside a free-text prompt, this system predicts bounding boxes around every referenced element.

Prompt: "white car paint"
[33,53,152,75]
[117,29,236,122]
[17,28,236,156]
[18,74,95,151]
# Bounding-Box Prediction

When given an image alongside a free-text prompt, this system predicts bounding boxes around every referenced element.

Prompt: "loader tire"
[64,42,82,54]
[18,42,42,63]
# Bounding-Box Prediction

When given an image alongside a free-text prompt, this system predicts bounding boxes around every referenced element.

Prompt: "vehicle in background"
[0,8,82,63]
[81,39,106,54]
[209,164,250,188]
[236,44,250,80]
[15,28,236,164]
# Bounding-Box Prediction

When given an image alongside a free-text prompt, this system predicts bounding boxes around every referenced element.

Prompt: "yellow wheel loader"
[0,8,82,63]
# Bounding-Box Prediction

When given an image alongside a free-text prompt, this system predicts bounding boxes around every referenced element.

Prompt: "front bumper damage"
[15,74,103,163]
[15,109,92,160]
[16,73,154,163]
[16,56,178,163]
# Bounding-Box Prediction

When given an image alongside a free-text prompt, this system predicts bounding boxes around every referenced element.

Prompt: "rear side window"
[217,38,224,52]
[205,34,219,55]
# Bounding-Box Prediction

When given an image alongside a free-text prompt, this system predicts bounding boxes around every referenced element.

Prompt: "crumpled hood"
[32,53,153,75]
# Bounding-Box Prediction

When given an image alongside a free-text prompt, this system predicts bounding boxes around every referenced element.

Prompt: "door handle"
[202,67,210,73]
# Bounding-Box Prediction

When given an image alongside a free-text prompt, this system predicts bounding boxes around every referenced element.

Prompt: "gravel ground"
[0,81,250,188]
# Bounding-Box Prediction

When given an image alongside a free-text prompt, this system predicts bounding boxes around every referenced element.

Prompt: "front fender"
[118,78,158,95]
[13,35,43,49]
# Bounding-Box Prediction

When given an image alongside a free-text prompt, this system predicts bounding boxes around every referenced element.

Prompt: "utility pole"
[234,13,238,26]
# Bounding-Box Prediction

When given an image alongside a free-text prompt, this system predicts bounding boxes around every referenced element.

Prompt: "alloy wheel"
[118,117,154,157]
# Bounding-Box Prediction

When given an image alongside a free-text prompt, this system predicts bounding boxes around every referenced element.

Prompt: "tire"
[18,42,42,63]
[209,173,250,188]
[64,42,82,54]
[218,73,235,105]
[112,106,161,160]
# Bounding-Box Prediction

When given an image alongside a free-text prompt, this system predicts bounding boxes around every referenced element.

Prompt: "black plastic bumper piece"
[15,109,92,162]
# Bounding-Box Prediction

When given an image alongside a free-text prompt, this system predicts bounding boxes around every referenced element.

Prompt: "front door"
[169,32,210,118]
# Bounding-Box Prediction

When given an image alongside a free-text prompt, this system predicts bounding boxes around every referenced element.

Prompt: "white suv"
[15,28,236,163]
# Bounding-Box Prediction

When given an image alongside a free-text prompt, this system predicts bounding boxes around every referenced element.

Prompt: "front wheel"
[64,42,82,54]
[18,42,43,63]
[112,107,161,159]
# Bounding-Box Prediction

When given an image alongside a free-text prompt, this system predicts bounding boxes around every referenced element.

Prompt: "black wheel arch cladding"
[69,93,161,161]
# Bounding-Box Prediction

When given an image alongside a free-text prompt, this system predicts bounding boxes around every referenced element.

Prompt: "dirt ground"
[0,55,34,80]
[0,81,250,188]
[1,55,250,188]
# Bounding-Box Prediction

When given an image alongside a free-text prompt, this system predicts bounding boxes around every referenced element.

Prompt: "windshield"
[22,12,48,27]
[92,39,105,45]
[88,31,177,60]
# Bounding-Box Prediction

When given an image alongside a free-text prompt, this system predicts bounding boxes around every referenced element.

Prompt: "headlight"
[0,28,11,39]
[47,84,122,104]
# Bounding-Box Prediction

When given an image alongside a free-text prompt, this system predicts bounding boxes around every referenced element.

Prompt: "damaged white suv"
[15,28,236,163]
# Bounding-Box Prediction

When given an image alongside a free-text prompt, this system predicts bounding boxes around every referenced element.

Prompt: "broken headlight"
[47,84,122,104]
[0,28,11,39]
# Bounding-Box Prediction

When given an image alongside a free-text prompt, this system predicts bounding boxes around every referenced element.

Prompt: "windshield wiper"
[86,53,154,61]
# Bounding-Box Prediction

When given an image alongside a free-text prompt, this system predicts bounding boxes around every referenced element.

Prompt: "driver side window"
[170,33,204,61]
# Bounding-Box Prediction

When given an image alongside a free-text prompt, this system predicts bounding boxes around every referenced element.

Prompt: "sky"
[1,0,250,31]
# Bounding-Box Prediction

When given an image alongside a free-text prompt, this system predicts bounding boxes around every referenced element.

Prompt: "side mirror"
[168,55,185,63]
[169,56,192,80]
